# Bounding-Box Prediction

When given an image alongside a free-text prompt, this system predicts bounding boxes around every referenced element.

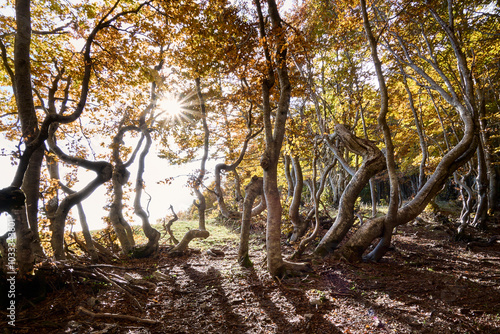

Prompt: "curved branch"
[214,103,263,220]
[47,129,112,259]
[10,1,152,188]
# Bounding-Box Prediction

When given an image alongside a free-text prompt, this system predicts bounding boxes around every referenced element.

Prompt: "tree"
[0,0,152,271]
[254,0,309,276]
[337,0,482,262]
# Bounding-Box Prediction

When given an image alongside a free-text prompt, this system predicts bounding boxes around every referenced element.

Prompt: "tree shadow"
[182,265,250,333]
[349,259,500,333]
[243,269,343,333]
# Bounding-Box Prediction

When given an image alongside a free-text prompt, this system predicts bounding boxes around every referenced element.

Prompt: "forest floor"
[2,210,500,334]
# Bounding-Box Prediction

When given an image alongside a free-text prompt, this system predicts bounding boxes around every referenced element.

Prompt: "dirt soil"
[2,214,500,334]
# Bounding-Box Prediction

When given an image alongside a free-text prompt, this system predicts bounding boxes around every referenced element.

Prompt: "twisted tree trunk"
[289,156,307,242]
[48,127,113,260]
[214,106,261,220]
[132,127,161,258]
[59,183,99,262]
[313,124,386,256]
[340,0,480,263]
[109,125,142,255]
[238,176,263,267]
[255,0,309,277]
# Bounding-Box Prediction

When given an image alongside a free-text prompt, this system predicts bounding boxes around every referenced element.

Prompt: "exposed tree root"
[130,230,160,259]
[466,235,500,250]
[280,260,314,278]
[169,229,210,254]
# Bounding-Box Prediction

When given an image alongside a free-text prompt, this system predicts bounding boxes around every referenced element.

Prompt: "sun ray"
[158,94,183,118]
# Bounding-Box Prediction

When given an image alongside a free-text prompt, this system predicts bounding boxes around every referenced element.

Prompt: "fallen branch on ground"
[77,306,158,324]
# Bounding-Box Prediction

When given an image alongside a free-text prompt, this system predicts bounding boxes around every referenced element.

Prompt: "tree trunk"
[132,60,164,258]
[194,77,209,231]
[48,128,113,260]
[132,128,161,258]
[472,141,488,228]
[360,104,378,217]
[109,166,136,254]
[369,179,377,217]
[9,0,37,275]
[360,0,399,262]
[340,121,478,261]
[342,0,482,262]
[109,125,142,255]
[59,183,99,262]
[21,145,46,258]
[169,78,211,253]
[170,229,210,254]
[292,151,335,258]
[12,208,35,276]
[255,0,309,277]
[289,156,307,242]
[455,172,474,238]
[284,155,295,200]
[477,88,495,220]
[399,65,427,191]
[313,124,386,256]
[163,205,179,245]
[238,176,263,267]
[214,108,261,220]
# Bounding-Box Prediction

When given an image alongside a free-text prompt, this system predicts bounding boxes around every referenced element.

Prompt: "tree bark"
[21,145,46,258]
[214,107,261,220]
[48,128,113,260]
[132,126,161,258]
[238,176,263,267]
[7,0,38,275]
[131,55,164,258]
[12,208,35,275]
[292,150,335,258]
[313,124,386,256]
[169,78,211,253]
[289,156,307,242]
[255,0,308,277]
[169,229,210,254]
[194,77,209,231]
[163,205,179,245]
[455,171,474,238]
[359,104,378,217]
[474,89,492,225]
[360,0,399,262]
[399,65,428,191]
[337,0,480,263]
[109,125,142,255]
[59,183,99,262]
[284,155,295,200]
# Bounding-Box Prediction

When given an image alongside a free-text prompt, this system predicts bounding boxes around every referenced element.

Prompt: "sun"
[158,94,183,118]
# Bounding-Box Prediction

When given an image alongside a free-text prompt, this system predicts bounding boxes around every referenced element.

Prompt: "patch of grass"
[151,219,240,250]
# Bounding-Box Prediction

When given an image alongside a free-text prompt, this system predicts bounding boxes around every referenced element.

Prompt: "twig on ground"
[77,306,158,324]
[94,268,143,311]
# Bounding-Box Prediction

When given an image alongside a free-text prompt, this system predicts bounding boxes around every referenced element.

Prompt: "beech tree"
[0,0,155,269]
[331,0,485,262]
[1,0,498,279]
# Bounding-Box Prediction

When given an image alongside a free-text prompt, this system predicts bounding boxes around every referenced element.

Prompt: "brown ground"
[2,213,500,334]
